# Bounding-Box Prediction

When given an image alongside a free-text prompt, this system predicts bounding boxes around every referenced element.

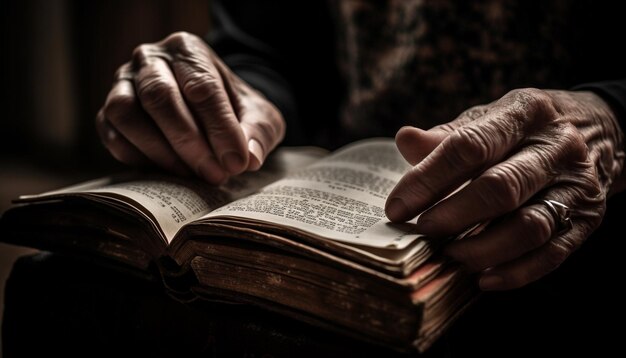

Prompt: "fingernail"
[386,198,409,222]
[479,274,503,291]
[415,215,437,234]
[248,139,264,171]
[222,152,245,174]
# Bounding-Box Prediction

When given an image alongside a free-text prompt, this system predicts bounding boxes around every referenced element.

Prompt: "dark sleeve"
[207,0,342,147]
[208,0,299,142]
[573,79,626,133]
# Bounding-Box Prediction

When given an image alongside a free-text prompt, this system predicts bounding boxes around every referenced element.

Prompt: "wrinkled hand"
[96,32,285,184]
[385,88,625,290]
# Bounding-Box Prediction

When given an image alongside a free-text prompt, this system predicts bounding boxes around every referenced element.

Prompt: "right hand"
[96,32,285,184]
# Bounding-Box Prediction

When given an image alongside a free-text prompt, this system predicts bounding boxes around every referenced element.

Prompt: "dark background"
[0,0,211,171]
[1,1,625,356]
[0,0,211,351]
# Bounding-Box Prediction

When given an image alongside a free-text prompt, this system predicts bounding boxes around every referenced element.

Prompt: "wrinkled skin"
[96,32,285,184]
[385,88,626,290]
[97,33,626,292]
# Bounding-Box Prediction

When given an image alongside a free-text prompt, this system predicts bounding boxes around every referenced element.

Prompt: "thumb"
[395,126,450,165]
[396,107,486,165]
[239,105,286,171]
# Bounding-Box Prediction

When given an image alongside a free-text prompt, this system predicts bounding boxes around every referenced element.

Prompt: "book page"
[205,139,425,249]
[18,147,326,243]
[88,179,221,241]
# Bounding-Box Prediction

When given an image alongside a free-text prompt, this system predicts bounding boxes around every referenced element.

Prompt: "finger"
[113,62,135,82]
[477,239,570,290]
[386,89,558,222]
[443,203,555,271]
[477,183,603,290]
[395,127,447,165]
[413,124,587,235]
[96,110,148,166]
[238,98,286,171]
[133,50,226,184]
[104,72,190,176]
[395,107,488,165]
[164,33,248,175]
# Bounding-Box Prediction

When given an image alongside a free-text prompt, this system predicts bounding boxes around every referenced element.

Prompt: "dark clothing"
[210,0,626,148]
[209,0,342,147]
[4,2,626,357]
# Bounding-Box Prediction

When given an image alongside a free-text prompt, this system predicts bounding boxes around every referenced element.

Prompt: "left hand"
[385,88,625,290]
[96,32,286,184]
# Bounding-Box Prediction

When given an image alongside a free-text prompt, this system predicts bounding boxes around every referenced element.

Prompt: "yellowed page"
[18,147,326,243]
[206,139,425,249]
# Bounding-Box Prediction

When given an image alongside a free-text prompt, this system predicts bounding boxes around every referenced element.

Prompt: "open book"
[0,138,479,352]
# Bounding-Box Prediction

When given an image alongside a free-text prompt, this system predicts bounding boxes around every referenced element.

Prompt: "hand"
[96,32,285,184]
[385,88,625,290]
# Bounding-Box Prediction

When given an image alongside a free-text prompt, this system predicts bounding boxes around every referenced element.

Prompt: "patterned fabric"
[330,0,573,139]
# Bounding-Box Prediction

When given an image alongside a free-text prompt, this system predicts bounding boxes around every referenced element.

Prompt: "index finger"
[164,34,249,175]
[385,89,558,222]
[133,53,226,184]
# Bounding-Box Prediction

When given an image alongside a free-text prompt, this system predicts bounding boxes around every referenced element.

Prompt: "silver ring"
[542,199,572,235]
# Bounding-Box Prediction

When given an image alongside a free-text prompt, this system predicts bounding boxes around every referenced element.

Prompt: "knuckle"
[137,77,176,108]
[518,207,552,249]
[558,124,588,161]
[113,63,133,81]
[443,127,492,168]
[505,88,556,124]
[131,44,154,65]
[477,166,523,212]
[460,105,488,121]
[508,88,551,109]
[163,31,196,52]
[166,31,192,43]
[583,169,605,200]
[103,93,136,124]
[182,74,220,103]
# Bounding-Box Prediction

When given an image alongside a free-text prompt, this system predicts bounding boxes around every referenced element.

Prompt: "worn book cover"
[0,138,479,352]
